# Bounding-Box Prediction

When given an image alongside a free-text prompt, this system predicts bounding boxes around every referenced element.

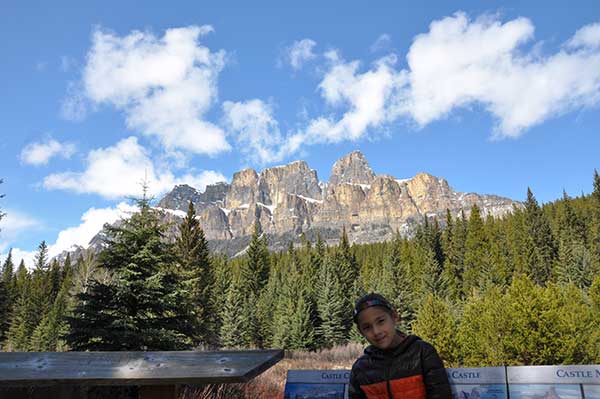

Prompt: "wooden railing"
[0,349,283,399]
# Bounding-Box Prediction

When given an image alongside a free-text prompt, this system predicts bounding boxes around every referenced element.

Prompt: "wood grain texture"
[0,350,283,386]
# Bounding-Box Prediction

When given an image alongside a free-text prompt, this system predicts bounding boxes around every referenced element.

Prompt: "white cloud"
[403,13,600,137]
[47,202,137,259]
[0,203,136,269]
[370,34,392,53]
[77,25,230,155]
[0,210,41,270]
[278,13,600,156]
[222,99,286,164]
[20,138,76,166]
[282,39,317,70]
[567,22,600,49]
[43,137,227,199]
[0,210,40,242]
[280,54,407,154]
[0,248,36,270]
[61,81,89,121]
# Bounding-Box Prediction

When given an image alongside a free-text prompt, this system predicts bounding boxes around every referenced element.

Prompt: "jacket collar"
[364,332,420,359]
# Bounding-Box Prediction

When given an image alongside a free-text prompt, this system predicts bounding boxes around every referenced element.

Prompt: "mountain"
[157,151,517,254]
[62,151,518,259]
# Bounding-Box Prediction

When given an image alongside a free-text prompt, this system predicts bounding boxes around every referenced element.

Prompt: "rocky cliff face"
[80,151,519,257]
[157,151,518,248]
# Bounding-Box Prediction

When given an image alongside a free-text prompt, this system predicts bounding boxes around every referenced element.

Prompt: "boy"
[349,293,452,399]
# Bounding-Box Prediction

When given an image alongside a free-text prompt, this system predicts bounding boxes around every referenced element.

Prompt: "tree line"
[1,173,600,366]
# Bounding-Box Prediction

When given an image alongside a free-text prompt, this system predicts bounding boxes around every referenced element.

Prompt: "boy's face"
[356,306,400,350]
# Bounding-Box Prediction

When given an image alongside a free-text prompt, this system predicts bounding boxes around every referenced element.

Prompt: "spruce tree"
[334,228,359,335]
[456,286,510,366]
[65,195,195,351]
[463,205,489,294]
[524,188,557,285]
[272,245,316,350]
[0,250,15,344]
[443,210,467,301]
[220,269,254,348]
[589,170,600,274]
[316,254,347,347]
[176,201,214,347]
[412,294,458,366]
[30,273,72,351]
[6,271,35,351]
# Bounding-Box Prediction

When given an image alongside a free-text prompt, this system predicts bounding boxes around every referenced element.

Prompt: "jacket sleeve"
[421,342,452,399]
[348,365,367,399]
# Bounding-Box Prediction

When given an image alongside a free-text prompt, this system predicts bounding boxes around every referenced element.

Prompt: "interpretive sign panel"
[507,365,600,399]
[284,370,349,399]
[447,367,507,399]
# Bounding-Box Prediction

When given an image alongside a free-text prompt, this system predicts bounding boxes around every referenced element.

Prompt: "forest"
[1,172,599,367]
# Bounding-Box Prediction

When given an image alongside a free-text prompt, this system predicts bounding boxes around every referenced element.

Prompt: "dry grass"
[184,343,363,399]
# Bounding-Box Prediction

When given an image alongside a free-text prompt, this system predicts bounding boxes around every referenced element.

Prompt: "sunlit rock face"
[78,150,518,257]
[159,151,517,243]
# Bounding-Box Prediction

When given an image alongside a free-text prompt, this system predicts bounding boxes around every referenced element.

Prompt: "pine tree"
[14,241,54,350]
[220,270,254,348]
[411,294,458,366]
[176,201,215,347]
[245,223,269,295]
[272,245,316,350]
[463,205,489,294]
[524,188,557,285]
[335,228,359,335]
[65,195,195,351]
[316,254,347,347]
[0,250,15,344]
[456,286,510,366]
[589,170,600,274]
[373,234,412,329]
[589,276,600,362]
[0,276,8,345]
[6,269,35,351]
[443,210,467,301]
[30,273,72,351]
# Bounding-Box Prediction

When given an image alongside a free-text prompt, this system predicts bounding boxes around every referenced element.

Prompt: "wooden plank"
[0,350,284,386]
[139,385,176,399]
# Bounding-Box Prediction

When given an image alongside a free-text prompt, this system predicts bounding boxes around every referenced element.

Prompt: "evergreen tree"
[335,227,359,334]
[0,250,15,344]
[373,234,412,330]
[316,254,347,347]
[272,245,316,350]
[590,170,600,274]
[211,255,231,343]
[6,270,35,351]
[589,276,600,362]
[457,286,511,366]
[65,195,195,351]
[30,273,72,351]
[220,270,253,348]
[0,275,8,345]
[463,205,489,294]
[176,201,215,347]
[412,294,458,366]
[245,223,269,295]
[443,210,468,301]
[524,188,557,285]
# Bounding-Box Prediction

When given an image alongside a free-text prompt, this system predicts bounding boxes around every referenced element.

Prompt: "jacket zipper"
[385,359,394,399]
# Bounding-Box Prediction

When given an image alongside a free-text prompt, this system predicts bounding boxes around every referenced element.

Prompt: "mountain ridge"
[55,151,520,260]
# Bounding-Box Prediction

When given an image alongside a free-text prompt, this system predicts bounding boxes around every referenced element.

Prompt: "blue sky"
[1,0,599,266]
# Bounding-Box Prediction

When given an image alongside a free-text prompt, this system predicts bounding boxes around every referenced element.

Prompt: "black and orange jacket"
[348,334,452,399]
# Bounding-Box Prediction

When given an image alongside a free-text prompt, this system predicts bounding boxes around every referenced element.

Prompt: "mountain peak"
[329,151,375,187]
